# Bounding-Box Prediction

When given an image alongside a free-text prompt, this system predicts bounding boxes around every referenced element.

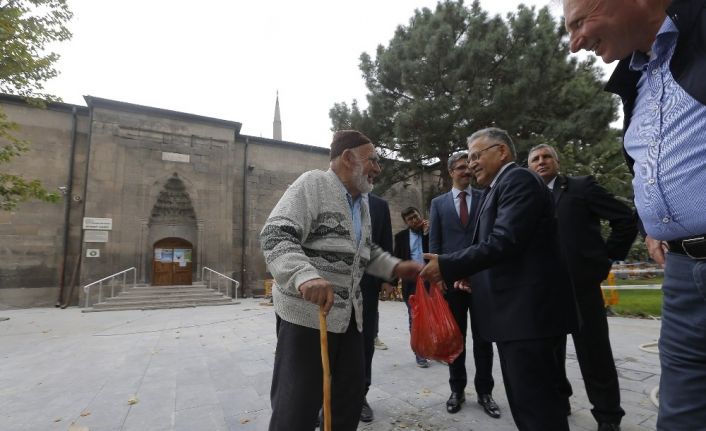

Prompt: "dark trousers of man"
[657,253,706,431]
[555,285,624,424]
[401,280,416,329]
[362,284,380,395]
[497,336,569,431]
[446,289,494,395]
[269,313,364,431]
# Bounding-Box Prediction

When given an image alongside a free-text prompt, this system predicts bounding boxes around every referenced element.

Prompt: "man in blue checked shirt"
[563,0,706,430]
[393,207,431,368]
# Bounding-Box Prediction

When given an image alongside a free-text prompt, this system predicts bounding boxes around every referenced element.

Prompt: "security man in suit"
[429,152,499,418]
[421,127,578,431]
[393,207,430,368]
[528,144,637,431]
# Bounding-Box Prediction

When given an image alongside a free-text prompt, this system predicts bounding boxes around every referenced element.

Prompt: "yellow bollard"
[603,271,619,307]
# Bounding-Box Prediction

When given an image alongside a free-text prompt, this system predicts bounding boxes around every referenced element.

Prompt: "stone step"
[84,282,236,312]
[120,288,220,296]
[104,292,226,301]
[88,296,235,311]
[96,294,230,306]
[84,301,237,312]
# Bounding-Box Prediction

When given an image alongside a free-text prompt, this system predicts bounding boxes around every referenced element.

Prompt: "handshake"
[395,253,471,292]
[299,252,473,314]
[420,253,471,292]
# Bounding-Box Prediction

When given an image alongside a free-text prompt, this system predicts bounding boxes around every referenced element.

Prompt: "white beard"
[353,162,374,194]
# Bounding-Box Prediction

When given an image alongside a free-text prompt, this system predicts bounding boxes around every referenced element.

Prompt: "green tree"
[330,0,626,197]
[0,0,72,210]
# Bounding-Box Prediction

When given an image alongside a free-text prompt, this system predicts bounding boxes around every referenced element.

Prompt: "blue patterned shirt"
[624,17,706,241]
[409,230,424,264]
[346,193,363,246]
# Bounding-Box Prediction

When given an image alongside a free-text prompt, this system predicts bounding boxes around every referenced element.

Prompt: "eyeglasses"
[360,155,381,167]
[452,164,470,172]
[468,143,501,162]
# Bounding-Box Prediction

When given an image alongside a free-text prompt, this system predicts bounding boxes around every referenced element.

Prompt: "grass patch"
[606,289,663,318]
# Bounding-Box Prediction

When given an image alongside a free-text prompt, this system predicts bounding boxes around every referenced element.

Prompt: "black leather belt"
[667,235,706,260]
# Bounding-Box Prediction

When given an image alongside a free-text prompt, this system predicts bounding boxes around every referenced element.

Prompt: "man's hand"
[646,235,668,267]
[381,282,395,296]
[393,261,423,281]
[420,253,443,284]
[454,279,472,292]
[298,278,334,315]
[421,219,430,235]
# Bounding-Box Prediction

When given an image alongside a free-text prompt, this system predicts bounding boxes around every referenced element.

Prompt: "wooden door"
[153,238,193,286]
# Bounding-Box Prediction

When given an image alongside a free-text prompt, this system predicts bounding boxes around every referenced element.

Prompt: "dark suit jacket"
[393,228,429,262]
[361,194,393,289]
[429,188,482,285]
[438,163,578,342]
[553,175,637,291]
[429,189,482,253]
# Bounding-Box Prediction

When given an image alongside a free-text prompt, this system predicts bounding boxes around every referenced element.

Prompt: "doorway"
[153,237,193,285]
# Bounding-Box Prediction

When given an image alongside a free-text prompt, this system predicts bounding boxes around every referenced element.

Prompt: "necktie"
[459,191,469,227]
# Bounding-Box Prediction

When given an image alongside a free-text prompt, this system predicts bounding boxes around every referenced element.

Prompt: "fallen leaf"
[239,418,250,424]
[80,411,91,417]
[127,396,139,405]
[67,426,90,431]
[54,418,62,422]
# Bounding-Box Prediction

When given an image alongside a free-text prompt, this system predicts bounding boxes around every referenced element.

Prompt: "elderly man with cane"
[260,130,422,431]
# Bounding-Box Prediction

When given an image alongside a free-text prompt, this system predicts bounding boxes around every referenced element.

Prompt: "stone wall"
[0,99,89,307]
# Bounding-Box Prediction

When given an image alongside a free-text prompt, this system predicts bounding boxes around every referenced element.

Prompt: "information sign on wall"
[83,217,113,230]
[84,230,109,243]
[162,152,190,163]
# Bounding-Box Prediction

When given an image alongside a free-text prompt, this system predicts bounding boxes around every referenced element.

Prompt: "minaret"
[273,91,282,141]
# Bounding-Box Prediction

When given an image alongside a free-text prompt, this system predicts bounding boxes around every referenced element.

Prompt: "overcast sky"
[44,0,606,148]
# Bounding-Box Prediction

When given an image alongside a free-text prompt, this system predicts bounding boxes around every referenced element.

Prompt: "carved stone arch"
[146,173,199,285]
[150,173,197,224]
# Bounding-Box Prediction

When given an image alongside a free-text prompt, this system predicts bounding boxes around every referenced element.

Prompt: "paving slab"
[0,299,660,431]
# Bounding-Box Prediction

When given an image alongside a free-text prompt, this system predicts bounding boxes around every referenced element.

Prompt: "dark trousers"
[497,336,569,431]
[402,280,416,329]
[555,284,624,424]
[657,253,706,431]
[361,284,380,394]
[269,314,365,431]
[446,289,494,395]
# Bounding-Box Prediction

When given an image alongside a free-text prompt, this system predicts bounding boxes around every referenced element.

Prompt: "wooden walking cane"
[319,308,332,431]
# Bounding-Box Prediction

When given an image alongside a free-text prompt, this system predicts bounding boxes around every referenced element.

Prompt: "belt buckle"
[682,236,706,260]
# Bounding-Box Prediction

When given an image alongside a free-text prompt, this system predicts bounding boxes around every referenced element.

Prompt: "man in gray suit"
[428,152,499,419]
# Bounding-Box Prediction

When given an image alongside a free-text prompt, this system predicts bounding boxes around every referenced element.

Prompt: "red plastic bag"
[409,277,463,364]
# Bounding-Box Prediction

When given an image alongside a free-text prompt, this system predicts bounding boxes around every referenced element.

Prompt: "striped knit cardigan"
[260,169,400,333]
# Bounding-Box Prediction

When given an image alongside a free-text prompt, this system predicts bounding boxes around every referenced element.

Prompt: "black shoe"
[446,391,465,413]
[477,393,501,419]
[360,398,374,422]
[597,423,620,431]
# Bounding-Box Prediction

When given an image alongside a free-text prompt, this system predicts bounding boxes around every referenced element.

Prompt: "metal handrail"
[201,267,240,299]
[82,267,136,308]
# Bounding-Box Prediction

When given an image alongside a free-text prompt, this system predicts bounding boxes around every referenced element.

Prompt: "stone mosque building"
[0,93,429,308]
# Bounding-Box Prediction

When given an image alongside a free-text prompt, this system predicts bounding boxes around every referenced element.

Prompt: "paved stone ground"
[0,299,660,431]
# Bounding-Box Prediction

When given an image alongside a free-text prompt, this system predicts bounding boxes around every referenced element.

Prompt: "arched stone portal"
[148,173,198,285]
